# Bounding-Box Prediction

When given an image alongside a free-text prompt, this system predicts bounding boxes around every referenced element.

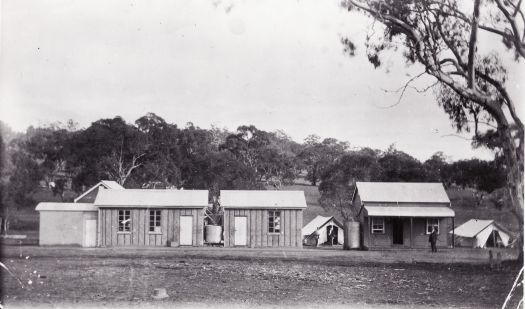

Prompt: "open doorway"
[326,225,339,245]
[393,218,404,245]
[485,230,503,248]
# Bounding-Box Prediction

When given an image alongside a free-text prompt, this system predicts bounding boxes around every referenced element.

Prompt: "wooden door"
[83,219,97,247]
[234,216,247,246]
[180,216,193,246]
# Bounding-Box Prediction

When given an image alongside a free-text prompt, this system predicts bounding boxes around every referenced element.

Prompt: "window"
[268,210,281,233]
[149,210,161,233]
[426,218,440,234]
[371,217,385,234]
[118,210,131,232]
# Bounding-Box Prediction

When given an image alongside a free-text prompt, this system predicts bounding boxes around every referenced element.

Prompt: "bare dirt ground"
[1,247,522,309]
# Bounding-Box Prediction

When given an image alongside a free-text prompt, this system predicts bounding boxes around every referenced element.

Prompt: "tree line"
[0,113,505,216]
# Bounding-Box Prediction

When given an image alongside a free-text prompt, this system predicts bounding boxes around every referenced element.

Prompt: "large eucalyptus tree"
[344,0,524,240]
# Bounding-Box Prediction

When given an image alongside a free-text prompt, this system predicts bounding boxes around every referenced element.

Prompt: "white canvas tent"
[302,216,344,246]
[451,219,511,248]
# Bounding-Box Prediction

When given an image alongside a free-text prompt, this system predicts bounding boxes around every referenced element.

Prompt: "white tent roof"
[220,190,307,209]
[95,189,209,208]
[452,219,509,238]
[453,219,494,238]
[452,219,511,247]
[74,180,125,203]
[365,206,455,217]
[355,182,450,204]
[302,216,342,236]
[36,202,98,212]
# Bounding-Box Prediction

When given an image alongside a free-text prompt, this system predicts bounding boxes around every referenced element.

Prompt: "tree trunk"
[499,124,524,261]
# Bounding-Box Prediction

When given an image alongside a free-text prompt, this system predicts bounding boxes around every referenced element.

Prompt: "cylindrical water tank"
[205,225,222,244]
[343,221,360,250]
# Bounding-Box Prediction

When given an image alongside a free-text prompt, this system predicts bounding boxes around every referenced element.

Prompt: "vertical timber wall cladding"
[223,209,303,248]
[98,208,204,247]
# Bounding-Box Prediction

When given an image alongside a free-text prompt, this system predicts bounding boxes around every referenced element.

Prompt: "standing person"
[429,227,438,252]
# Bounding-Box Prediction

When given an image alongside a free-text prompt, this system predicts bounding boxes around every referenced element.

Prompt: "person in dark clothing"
[429,227,438,252]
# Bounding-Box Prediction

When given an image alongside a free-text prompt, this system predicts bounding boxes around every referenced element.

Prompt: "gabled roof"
[365,206,455,217]
[355,182,450,204]
[36,202,98,212]
[220,190,307,209]
[94,189,209,208]
[302,216,343,236]
[74,180,125,203]
[452,219,510,238]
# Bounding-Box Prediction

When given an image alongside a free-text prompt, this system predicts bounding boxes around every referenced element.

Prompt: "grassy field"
[1,249,522,308]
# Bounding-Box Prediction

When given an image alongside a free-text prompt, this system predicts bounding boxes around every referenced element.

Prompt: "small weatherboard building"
[221,190,307,248]
[352,182,455,249]
[36,202,98,247]
[36,180,122,247]
[95,189,208,247]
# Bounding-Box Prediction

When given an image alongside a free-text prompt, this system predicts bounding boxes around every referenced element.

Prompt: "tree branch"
[467,0,481,88]
[495,0,525,57]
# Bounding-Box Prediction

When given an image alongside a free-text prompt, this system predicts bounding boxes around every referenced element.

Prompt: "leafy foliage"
[1,114,509,230]
[343,0,524,243]
[318,146,505,220]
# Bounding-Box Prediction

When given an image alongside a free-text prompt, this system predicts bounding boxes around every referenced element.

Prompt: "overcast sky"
[1,0,523,161]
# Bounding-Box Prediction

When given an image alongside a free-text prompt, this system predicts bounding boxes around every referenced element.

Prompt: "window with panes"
[371,217,385,234]
[118,210,131,232]
[268,210,281,233]
[426,218,440,234]
[149,210,161,233]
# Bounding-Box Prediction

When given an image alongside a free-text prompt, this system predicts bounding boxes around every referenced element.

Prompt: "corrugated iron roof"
[74,180,125,203]
[302,216,342,236]
[364,206,455,217]
[356,182,450,204]
[220,190,307,209]
[36,202,98,212]
[100,180,124,190]
[452,219,495,238]
[95,189,209,207]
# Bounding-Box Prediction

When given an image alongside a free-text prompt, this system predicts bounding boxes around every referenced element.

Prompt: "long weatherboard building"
[95,189,208,247]
[221,190,307,248]
[352,182,455,249]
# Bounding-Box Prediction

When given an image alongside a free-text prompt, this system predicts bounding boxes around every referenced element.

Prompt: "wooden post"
[367,216,372,247]
[452,217,455,248]
[410,217,413,249]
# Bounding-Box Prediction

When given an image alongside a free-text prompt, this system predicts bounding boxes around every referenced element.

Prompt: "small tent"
[302,216,344,246]
[451,219,511,248]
